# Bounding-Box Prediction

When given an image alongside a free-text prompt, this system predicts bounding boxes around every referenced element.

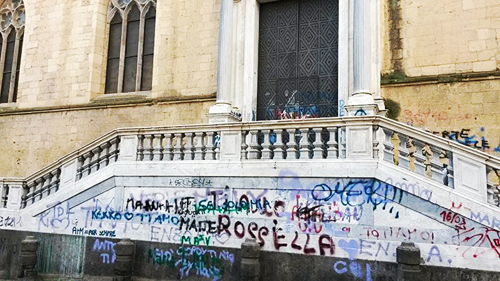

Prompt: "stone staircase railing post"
[19,236,39,280]
[113,238,135,281]
[396,242,422,281]
[241,238,260,281]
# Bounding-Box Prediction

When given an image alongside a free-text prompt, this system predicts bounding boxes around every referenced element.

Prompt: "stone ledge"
[0,93,217,116]
[381,70,500,87]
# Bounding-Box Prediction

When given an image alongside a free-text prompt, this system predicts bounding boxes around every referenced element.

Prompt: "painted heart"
[338,239,359,259]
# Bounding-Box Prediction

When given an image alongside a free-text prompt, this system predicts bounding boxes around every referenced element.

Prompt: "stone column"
[209,0,240,123]
[113,239,135,281]
[396,242,423,281]
[346,0,378,116]
[241,238,260,281]
[19,236,39,280]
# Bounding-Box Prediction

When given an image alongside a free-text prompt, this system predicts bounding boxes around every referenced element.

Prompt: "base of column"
[208,103,242,124]
[345,93,379,116]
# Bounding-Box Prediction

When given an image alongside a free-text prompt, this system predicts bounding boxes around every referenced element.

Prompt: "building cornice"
[0,94,217,116]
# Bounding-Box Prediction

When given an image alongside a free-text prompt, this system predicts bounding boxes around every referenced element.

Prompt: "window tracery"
[0,0,24,103]
[106,0,156,94]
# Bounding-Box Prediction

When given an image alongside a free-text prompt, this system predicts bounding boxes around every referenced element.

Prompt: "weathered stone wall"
[382,79,500,154]
[2,174,500,280]
[17,0,219,108]
[0,100,213,177]
[381,0,500,155]
[0,0,220,177]
[382,0,500,76]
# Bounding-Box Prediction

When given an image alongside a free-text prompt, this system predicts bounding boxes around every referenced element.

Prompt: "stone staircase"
[1,116,500,277]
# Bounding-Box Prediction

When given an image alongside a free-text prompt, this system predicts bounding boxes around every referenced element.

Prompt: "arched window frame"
[0,0,24,104]
[105,0,156,94]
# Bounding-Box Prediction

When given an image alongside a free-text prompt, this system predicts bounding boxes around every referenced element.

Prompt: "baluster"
[313,127,324,160]
[52,169,61,193]
[1,184,6,208]
[194,132,204,160]
[143,135,154,161]
[185,133,194,160]
[137,135,145,161]
[339,127,347,159]
[439,149,451,186]
[214,132,221,160]
[486,167,498,206]
[173,133,184,160]
[109,137,120,163]
[286,129,299,160]
[372,125,380,159]
[26,182,36,206]
[391,132,401,166]
[21,184,29,208]
[421,143,433,179]
[248,130,260,159]
[298,129,309,159]
[152,134,163,161]
[163,133,174,161]
[205,132,215,160]
[406,138,417,172]
[326,127,338,159]
[241,131,249,160]
[35,178,44,201]
[90,146,102,173]
[274,129,284,160]
[81,151,93,178]
[261,130,272,159]
[42,173,52,198]
[76,156,84,180]
[99,142,111,169]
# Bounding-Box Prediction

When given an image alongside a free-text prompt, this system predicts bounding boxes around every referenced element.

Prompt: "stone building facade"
[0,0,498,176]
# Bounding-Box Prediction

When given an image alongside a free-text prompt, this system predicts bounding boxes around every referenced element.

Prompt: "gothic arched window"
[0,0,24,103]
[105,0,156,94]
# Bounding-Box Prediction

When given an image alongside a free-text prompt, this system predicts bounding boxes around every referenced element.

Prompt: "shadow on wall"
[384,98,401,121]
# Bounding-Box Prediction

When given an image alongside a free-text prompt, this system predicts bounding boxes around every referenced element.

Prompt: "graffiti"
[440,210,467,230]
[402,109,473,127]
[425,127,500,154]
[361,226,436,243]
[126,197,196,215]
[148,246,234,280]
[0,216,17,227]
[196,197,276,215]
[438,208,500,259]
[333,260,372,281]
[38,201,74,231]
[214,135,221,148]
[384,178,433,201]
[168,178,212,188]
[72,227,116,237]
[92,238,116,264]
[311,180,403,218]
[181,234,211,246]
[339,100,345,117]
[354,109,367,116]
[470,212,500,230]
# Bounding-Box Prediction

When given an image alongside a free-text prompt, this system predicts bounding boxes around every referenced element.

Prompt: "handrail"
[1,116,500,210]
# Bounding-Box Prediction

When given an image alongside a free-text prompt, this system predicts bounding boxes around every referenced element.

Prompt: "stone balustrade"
[1,116,499,210]
[1,183,7,208]
[137,131,220,161]
[76,136,120,180]
[382,127,454,188]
